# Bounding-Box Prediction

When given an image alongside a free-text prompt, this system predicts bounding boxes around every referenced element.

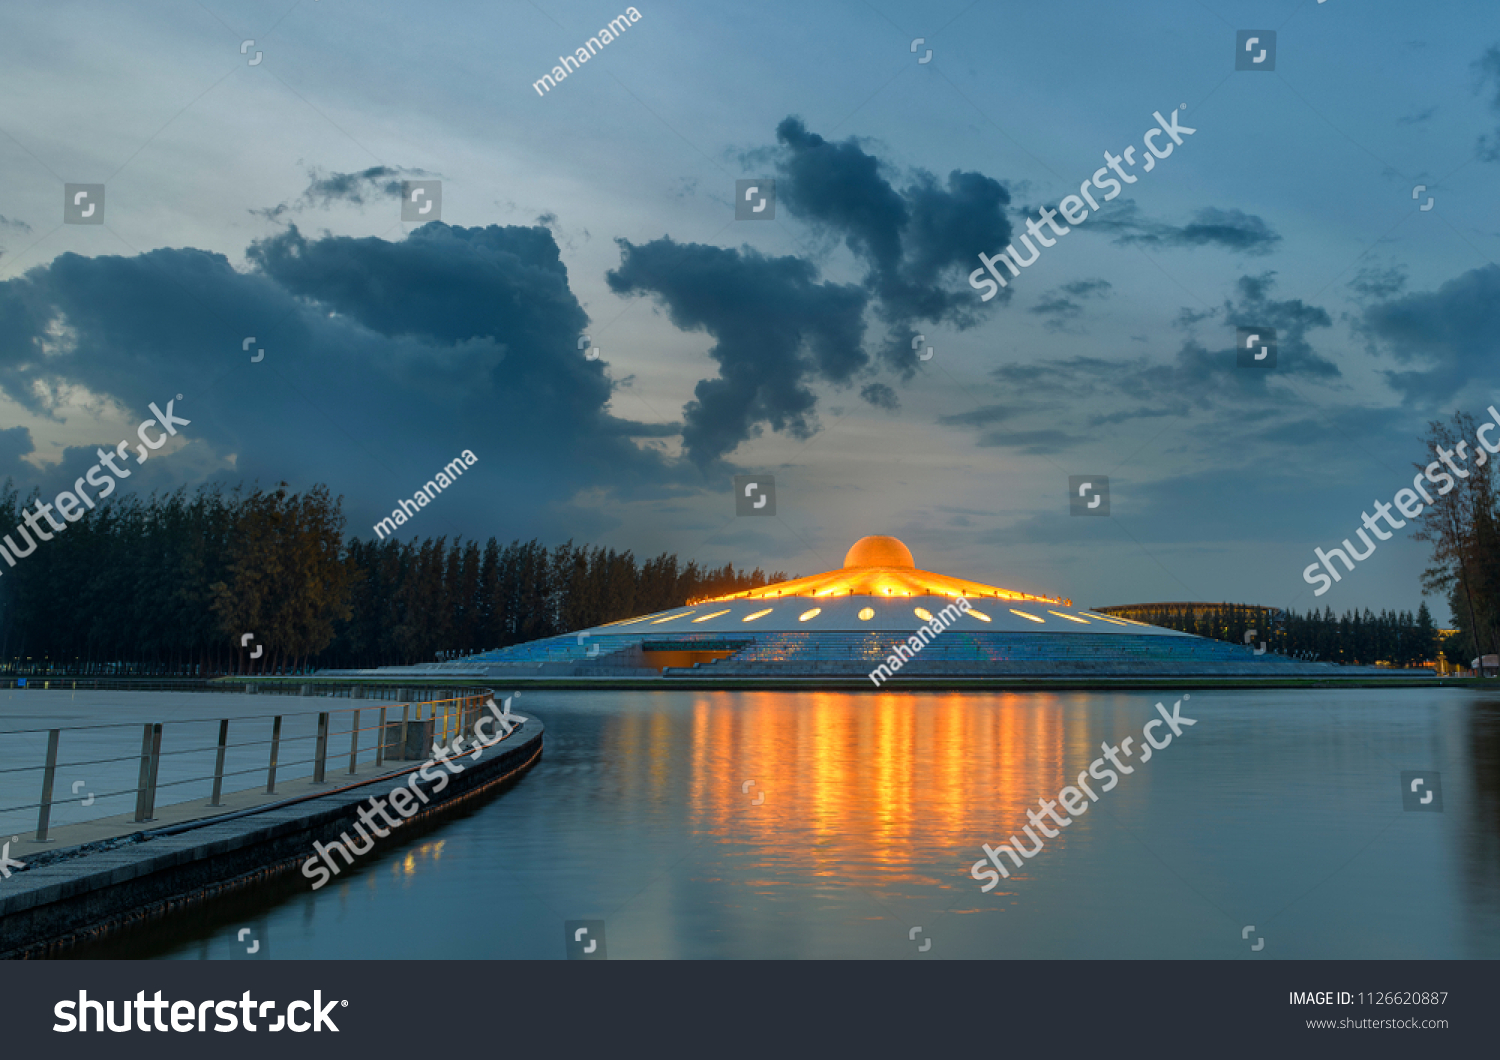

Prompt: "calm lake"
[69,687,1500,959]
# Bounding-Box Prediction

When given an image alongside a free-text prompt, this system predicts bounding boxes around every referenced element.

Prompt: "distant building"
[1094,602,1285,623]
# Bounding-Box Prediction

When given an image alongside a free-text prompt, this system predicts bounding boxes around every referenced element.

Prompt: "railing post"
[144,724,162,820]
[349,708,360,775]
[375,706,387,767]
[134,723,154,821]
[210,719,229,806]
[399,703,410,762]
[266,716,282,794]
[134,723,162,822]
[313,712,329,784]
[35,728,60,841]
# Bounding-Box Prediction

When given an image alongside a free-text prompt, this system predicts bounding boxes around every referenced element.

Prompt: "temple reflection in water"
[600,692,1105,890]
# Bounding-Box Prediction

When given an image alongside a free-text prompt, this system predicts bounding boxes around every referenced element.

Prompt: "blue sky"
[1,0,1498,620]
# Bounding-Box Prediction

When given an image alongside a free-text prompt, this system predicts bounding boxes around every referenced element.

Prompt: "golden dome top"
[687,535,1068,606]
[843,535,915,569]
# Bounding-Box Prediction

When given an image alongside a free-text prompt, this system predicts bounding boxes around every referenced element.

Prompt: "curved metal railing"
[0,689,503,841]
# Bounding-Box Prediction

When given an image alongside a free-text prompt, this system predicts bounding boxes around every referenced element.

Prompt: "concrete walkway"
[0,717,543,958]
[0,688,461,842]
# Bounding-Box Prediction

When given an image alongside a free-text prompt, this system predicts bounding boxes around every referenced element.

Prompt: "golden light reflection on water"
[608,692,1081,889]
[394,839,446,879]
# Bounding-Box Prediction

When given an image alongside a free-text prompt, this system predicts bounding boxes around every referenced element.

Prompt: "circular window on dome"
[967,608,991,622]
[798,608,822,622]
[914,607,934,622]
[858,607,875,621]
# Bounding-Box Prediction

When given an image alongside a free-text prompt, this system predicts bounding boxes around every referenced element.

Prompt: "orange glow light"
[1048,610,1089,624]
[692,535,1066,606]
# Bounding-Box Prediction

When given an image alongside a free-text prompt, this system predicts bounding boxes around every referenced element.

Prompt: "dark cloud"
[1084,201,1282,255]
[0,214,34,263]
[860,382,899,411]
[940,274,1336,454]
[0,223,689,539]
[1347,264,1407,302]
[0,425,34,482]
[1363,263,1500,406]
[1221,272,1339,380]
[1475,44,1500,161]
[939,404,1024,428]
[967,428,1077,454]
[938,402,1076,452]
[1028,294,1085,330]
[606,237,869,470]
[1087,404,1186,428]
[774,116,1013,377]
[1062,279,1112,299]
[1029,278,1112,331]
[253,165,436,219]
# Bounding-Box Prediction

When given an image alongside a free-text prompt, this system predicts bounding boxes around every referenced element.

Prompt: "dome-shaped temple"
[342,535,1381,682]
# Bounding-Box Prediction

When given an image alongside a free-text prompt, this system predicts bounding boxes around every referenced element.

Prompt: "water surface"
[70,688,1500,959]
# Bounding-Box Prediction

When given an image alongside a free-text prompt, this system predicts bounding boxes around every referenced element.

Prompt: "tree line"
[1112,602,1443,668]
[0,481,784,674]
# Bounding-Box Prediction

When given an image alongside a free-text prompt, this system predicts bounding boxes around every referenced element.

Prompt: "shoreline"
[238,674,1479,692]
